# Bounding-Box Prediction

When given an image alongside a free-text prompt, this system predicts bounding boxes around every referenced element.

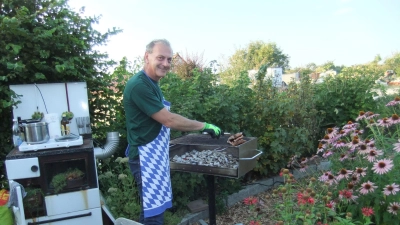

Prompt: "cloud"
[334,7,353,15]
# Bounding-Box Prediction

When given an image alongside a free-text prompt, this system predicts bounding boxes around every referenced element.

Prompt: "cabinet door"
[6,158,40,179]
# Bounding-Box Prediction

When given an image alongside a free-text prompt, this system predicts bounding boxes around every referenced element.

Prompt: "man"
[123,39,221,225]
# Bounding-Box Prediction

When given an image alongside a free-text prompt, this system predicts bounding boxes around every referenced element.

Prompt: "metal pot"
[23,122,50,144]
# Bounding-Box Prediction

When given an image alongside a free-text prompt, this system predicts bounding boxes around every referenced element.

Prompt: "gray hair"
[145,39,172,54]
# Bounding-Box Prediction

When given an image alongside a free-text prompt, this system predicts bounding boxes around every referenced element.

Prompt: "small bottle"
[12,119,22,147]
[61,113,70,136]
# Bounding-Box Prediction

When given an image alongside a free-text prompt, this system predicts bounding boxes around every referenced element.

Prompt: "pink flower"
[377,117,392,127]
[388,114,400,125]
[361,207,374,217]
[339,189,358,203]
[364,149,383,162]
[386,97,400,106]
[326,201,335,210]
[336,168,353,181]
[299,164,308,173]
[243,197,257,205]
[372,158,394,175]
[339,154,348,161]
[393,142,400,153]
[387,202,400,215]
[354,167,367,177]
[249,221,261,225]
[322,150,333,158]
[383,183,400,196]
[359,181,378,195]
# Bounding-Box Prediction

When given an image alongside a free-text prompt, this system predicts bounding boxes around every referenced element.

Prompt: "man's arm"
[151,108,205,131]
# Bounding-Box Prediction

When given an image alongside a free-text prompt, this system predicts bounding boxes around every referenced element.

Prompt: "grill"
[169,133,262,225]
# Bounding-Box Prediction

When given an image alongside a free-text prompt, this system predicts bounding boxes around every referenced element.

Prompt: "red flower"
[249,221,261,225]
[361,207,374,217]
[243,197,258,205]
[307,197,315,205]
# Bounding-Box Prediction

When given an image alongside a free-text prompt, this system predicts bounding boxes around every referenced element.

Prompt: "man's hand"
[201,123,221,139]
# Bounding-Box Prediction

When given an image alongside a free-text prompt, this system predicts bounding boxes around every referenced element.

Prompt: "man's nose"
[162,59,171,67]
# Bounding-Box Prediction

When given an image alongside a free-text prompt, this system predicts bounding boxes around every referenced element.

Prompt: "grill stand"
[206,175,216,225]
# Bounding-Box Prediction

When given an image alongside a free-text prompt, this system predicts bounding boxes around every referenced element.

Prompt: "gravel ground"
[190,188,283,225]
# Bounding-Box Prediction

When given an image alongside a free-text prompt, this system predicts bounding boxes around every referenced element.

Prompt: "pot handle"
[239,150,263,161]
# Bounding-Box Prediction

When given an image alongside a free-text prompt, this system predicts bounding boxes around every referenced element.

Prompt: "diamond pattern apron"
[138,99,172,218]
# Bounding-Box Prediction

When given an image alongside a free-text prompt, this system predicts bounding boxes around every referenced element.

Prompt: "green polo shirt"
[123,70,165,159]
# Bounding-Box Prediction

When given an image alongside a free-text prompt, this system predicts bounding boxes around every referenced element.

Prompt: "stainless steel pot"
[24,122,50,144]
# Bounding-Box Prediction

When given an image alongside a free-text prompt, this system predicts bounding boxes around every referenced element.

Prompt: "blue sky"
[68,0,400,69]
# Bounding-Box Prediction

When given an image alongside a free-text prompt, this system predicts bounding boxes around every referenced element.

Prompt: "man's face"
[144,43,172,81]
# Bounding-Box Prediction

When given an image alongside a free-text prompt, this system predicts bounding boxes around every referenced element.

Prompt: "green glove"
[201,123,221,139]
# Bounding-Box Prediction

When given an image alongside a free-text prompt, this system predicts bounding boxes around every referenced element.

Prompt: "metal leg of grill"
[206,175,216,225]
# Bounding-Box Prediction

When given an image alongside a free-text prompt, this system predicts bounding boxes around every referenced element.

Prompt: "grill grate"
[171,134,250,146]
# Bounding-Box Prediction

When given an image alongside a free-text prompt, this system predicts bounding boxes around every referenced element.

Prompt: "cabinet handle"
[27,212,92,225]
[31,165,39,172]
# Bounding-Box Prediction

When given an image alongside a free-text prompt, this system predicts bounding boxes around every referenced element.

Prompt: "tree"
[0,0,121,188]
[220,41,289,85]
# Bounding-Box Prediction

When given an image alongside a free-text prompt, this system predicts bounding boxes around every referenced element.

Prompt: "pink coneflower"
[339,154,348,162]
[319,172,330,182]
[365,112,380,120]
[388,202,400,215]
[377,117,392,127]
[372,158,394,175]
[383,183,400,196]
[361,207,374,217]
[343,121,359,130]
[351,129,364,138]
[357,143,370,155]
[322,150,333,158]
[354,167,367,177]
[356,111,366,121]
[393,142,400,153]
[347,137,361,150]
[326,201,336,210]
[243,196,257,205]
[326,127,339,139]
[249,221,261,225]
[337,168,353,181]
[359,181,378,195]
[364,149,384,162]
[319,172,336,185]
[339,189,358,203]
[300,157,308,164]
[386,96,400,106]
[333,140,347,148]
[316,143,326,154]
[299,164,308,173]
[350,175,360,184]
[388,114,400,125]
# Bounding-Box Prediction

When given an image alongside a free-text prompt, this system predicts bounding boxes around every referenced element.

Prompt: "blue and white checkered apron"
[138,99,172,218]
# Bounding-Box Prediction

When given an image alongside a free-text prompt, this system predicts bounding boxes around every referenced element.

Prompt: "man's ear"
[144,52,149,64]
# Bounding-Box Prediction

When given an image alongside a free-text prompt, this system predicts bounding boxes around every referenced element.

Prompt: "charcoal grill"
[169,133,262,225]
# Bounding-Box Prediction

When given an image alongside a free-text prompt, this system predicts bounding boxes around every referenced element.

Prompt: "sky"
[67,0,400,69]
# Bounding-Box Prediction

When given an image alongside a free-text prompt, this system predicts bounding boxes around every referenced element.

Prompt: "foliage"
[171,51,205,79]
[220,41,289,86]
[246,67,322,176]
[50,173,67,194]
[50,168,84,193]
[384,52,400,76]
[273,97,400,224]
[0,0,121,188]
[272,170,357,225]
[97,156,141,221]
[314,66,382,128]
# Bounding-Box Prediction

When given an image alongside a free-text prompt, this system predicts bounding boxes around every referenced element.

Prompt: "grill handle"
[239,150,262,160]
